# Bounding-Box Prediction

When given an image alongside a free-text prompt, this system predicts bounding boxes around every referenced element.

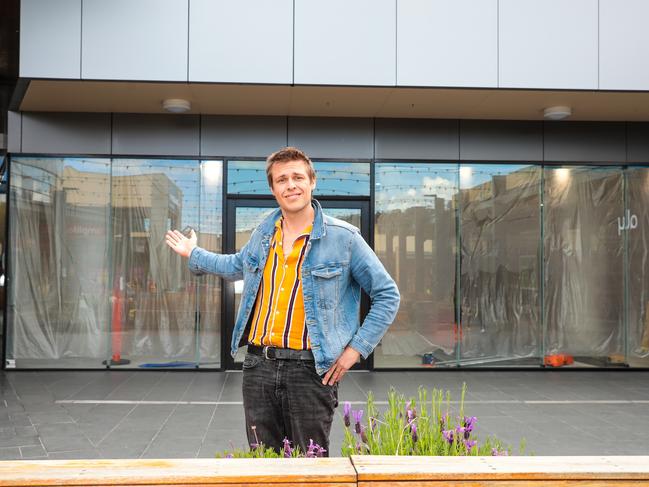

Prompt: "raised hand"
[165,229,197,258]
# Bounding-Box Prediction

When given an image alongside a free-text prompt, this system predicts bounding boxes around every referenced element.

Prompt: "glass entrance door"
[222,198,371,370]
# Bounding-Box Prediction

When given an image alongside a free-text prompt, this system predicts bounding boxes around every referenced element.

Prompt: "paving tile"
[28,412,75,425]
[0,447,22,460]
[20,445,47,458]
[14,425,38,437]
[0,435,41,448]
[47,448,102,459]
[40,436,95,453]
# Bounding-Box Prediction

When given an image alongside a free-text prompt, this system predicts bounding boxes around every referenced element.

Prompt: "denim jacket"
[188,200,400,375]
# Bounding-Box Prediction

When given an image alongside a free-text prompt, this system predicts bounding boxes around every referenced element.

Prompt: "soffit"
[19,80,649,121]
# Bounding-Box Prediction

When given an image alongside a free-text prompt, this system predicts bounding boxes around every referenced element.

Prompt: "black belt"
[248,344,314,361]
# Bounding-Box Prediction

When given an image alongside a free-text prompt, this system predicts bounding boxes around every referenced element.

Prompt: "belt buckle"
[263,346,274,360]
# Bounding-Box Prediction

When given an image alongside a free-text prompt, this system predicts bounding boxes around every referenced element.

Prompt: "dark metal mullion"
[1,156,11,370]
[219,161,230,371]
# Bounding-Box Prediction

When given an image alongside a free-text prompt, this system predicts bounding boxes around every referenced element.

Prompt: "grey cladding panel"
[627,123,649,163]
[189,0,293,84]
[20,0,81,79]
[294,0,396,86]
[288,118,373,159]
[459,120,542,161]
[8,111,22,153]
[112,114,199,156]
[201,116,287,157]
[374,119,458,160]
[82,0,188,81]
[544,122,626,162]
[21,112,110,154]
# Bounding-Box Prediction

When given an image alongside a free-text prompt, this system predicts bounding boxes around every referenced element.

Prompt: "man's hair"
[266,147,316,187]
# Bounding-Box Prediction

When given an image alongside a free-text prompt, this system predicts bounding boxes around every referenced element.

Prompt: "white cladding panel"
[189,0,293,84]
[499,0,598,89]
[397,0,497,87]
[600,0,649,90]
[82,0,188,81]
[20,0,81,78]
[294,0,396,86]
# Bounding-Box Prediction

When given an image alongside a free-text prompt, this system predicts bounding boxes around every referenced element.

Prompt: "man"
[165,147,399,455]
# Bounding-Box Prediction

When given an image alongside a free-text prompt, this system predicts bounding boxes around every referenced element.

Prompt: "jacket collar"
[260,199,326,240]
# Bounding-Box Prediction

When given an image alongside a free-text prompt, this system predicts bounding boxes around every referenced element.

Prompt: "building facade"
[3,0,649,370]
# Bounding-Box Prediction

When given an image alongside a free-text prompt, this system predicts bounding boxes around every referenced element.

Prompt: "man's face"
[269,159,316,215]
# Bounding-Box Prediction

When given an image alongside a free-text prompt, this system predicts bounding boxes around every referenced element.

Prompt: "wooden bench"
[351,455,649,486]
[1,456,648,487]
[0,458,356,487]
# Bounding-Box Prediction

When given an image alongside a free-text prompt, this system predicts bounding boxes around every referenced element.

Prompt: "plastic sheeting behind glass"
[460,164,541,366]
[8,157,111,368]
[627,167,649,366]
[111,159,199,368]
[198,160,223,368]
[544,166,624,366]
[374,163,458,368]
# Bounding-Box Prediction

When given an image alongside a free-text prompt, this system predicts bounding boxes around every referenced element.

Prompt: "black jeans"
[242,352,338,456]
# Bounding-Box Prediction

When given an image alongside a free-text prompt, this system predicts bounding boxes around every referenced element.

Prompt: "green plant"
[341,383,519,456]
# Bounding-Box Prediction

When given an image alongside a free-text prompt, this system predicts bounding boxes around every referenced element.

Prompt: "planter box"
[351,455,649,486]
[0,458,356,487]
[1,456,648,487]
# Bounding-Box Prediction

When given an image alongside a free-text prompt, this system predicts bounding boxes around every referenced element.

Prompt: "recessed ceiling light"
[162,98,191,113]
[543,106,572,121]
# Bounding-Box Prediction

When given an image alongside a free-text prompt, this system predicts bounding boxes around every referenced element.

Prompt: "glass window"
[622,166,649,367]
[227,160,370,196]
[459,164,541,366]
[8,157,111,368]
[198,160,223,368]
[544,166,624,366]
[111,159,200,368]
[374,163,458,368]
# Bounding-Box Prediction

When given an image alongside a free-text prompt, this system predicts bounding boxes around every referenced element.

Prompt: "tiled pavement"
[1,370,649,460]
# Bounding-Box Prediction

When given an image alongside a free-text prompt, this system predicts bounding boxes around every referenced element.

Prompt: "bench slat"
[0,458,356,487]
[350,456,649,480]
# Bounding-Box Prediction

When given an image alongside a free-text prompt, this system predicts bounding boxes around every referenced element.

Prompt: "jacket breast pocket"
[312,265,342,310]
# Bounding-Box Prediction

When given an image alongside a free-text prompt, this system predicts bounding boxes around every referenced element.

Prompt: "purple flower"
[411,422,418,443]
[442,429,455,445]
[353,409,364,434]
[283,437,294,458]
[455,425,467,438]
[463,416,477,434]
[463,439,477,452]
[225,453,234,458]
[305,439,327,458]
[306,439,316,458]
[491,448,509,456]
[343,402,352,428]
[439,416,447,433]
[370,416,378,431]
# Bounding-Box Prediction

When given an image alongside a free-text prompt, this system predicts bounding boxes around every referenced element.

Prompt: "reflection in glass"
[544,166,624,366]
[111,159,199,367]
[8,157,111,367]
[227,160,370,196]
[626,167,649,367]
[460,164,540,366]
[374,163,458,368]
[198,160,223,367]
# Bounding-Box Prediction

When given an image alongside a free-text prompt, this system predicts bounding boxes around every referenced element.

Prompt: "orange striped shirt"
[248,218,312,350]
